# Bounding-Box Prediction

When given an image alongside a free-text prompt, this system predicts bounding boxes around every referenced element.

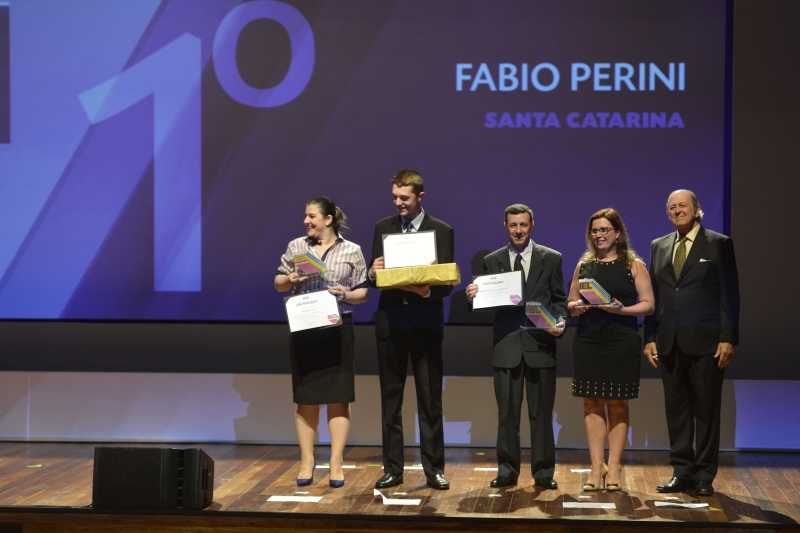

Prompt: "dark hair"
[504,203,534,224]
[307,196,348,236]
[391,169,424,194]
[580,207,640,267]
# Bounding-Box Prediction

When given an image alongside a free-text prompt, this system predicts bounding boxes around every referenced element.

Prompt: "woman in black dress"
[567,208,654,491]
[275,197,369,488]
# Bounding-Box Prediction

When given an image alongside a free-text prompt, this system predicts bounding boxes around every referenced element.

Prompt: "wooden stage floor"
[0,442,799,532]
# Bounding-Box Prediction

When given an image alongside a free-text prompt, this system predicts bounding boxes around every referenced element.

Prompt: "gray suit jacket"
[643,225,740,356]
[483,242,567,369]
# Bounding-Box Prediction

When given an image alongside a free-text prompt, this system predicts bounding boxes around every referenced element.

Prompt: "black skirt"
[289,314,355,404]
[572,329,641,400]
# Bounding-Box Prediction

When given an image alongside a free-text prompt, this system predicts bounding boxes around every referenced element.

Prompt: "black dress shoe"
[375,473,403,488]
[695,480,714,496]
[656,477,692,493]
[490,475,518,488]
[426,473,450,490]
[534,477,558,489]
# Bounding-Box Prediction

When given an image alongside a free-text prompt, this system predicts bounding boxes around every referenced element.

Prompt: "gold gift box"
[376,263,461,289]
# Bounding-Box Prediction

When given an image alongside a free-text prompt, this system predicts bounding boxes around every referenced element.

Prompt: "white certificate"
[472,271,524,310]
[382,231,437,269]
[284,290,341,332]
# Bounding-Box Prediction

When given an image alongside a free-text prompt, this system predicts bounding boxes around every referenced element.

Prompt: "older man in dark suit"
[644,189,740,497]
[466,204,567,489]
[368,169,454,490]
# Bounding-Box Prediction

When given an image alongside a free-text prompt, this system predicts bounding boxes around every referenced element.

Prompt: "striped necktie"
[673,236,688,278]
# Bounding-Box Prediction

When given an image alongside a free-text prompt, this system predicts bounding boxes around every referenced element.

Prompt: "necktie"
[673,236,688,278]
[403,219,413,233]
[514,253,526,293]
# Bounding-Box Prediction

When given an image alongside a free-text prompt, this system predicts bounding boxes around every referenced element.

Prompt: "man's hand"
[369,257,385,279]
[466,284,479,303]
[399,284,430,297]
[545,322,566,337]
[644,342,658,368]
[714,342,734,369]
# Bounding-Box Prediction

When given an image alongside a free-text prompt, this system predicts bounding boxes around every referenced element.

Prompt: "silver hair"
[666,189,704,221]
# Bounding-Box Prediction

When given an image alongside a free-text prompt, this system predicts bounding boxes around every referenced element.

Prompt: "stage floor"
[0,442,798,531]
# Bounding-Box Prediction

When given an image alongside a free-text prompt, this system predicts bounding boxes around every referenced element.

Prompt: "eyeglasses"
[589,227,615,236]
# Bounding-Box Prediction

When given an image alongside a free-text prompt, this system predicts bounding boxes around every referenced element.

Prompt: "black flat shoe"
[534,477,558,489]
[656,477,692,493]
[426,473,450,490]
[375,472,403,489]
[694,480,714,496]
[490,475,518,488]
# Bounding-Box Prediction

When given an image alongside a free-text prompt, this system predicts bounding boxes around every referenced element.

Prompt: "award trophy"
[578,278,611,306]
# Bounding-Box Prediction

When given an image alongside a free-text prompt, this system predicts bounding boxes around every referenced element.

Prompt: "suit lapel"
[526,242,544,299]
[418,212,432,232]
[677,226,708,282]
[663,233,677,283]
[497,245,512,273]
[390,215,403,234]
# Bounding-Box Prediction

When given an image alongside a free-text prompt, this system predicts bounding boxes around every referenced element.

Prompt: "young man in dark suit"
[644,189,740,497]
[465,204,567,489]
[368,169,454,490]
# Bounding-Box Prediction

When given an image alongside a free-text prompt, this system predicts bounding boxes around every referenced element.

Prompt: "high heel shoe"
[296,461,316,486]
[329,463,345,488]
[606,466,622,491]
[582,464,608,491]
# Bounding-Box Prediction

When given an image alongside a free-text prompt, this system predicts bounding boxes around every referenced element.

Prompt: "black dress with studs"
[572,259,641,400]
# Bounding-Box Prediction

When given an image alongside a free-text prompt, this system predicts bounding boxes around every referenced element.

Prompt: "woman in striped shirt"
[275,197,369,488]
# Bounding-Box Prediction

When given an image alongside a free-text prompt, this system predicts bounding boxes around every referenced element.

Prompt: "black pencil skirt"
[289,313,355,405]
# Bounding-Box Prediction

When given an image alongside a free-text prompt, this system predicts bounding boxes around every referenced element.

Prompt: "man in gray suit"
[644,189,740,497]
[466,204,567,489]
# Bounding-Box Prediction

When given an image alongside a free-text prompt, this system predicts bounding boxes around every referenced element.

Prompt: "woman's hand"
[570,300,590,316]
[288,272,304,286]
[328,284,347,302]
[601,298,624,314]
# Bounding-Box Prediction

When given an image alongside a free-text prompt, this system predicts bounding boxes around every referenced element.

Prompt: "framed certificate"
[284,290,341,333]
[382,231,437,269]
[471,271,524,310]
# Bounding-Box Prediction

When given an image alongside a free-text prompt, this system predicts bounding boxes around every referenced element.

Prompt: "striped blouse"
[277,236,368,315]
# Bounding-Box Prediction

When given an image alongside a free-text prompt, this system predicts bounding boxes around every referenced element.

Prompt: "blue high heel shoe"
[329,478,345,488]
[296,461,316,486]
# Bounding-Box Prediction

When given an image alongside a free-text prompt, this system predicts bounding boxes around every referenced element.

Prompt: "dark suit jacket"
[483,242,567,369]
[644,225,740,356]
[368,213,455,337]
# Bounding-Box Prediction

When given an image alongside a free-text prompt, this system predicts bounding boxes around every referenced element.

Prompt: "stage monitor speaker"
[92,446,214,510]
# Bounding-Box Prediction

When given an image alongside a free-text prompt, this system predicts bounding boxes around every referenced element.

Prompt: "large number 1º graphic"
[78,1,315,292]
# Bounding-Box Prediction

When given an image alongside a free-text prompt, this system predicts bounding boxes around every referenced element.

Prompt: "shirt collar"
[676,223,701,244]
[403,208,425,232]
[509,239,533,261]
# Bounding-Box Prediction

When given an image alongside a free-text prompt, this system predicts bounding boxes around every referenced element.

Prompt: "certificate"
[284,290,341,332]
[471,271,524,310]
[382,231,437,269]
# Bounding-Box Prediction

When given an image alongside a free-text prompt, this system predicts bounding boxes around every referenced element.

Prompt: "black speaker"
[92,446,214,510]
